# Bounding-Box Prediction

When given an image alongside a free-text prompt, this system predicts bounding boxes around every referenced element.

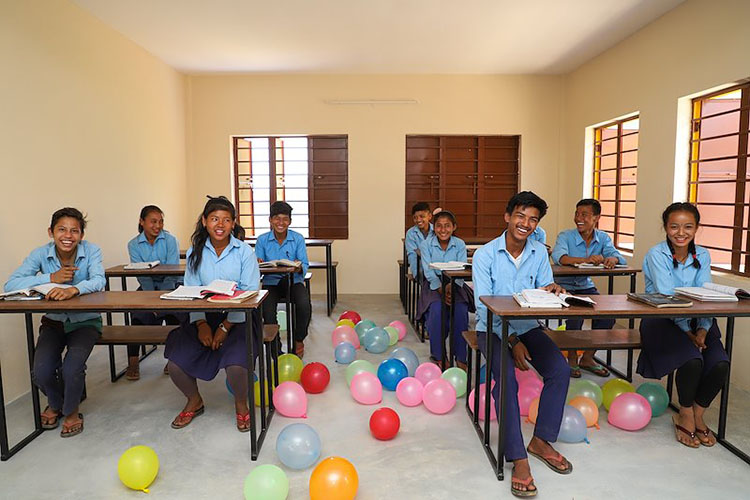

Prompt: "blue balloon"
[364,327,390,354]
[355,320,376,341]
[226,373,257,396]
[275,423,321,470]
[334,341,356,364]
[558,405,588,443]
[388,347,419,376]
[377,358,409,391]
[479,364,487,384]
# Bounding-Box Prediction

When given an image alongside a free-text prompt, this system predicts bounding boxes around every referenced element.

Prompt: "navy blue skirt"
[417,278,474,320]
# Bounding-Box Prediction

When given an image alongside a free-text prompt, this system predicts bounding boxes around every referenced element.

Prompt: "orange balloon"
[527,397,540,424]
[309,456,359,500]
[336,319,356,329]
[569,396,600,428]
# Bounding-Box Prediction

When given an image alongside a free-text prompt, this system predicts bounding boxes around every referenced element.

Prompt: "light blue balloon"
[389,347,419,376]
[275,423,321,470]
[355,320,376,341]
[558,405,588,443]
[364,327,390,354]
[334,342,356,364]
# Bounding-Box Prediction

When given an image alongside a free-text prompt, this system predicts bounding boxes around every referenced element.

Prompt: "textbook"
[675,283,748,302]
[514,289,597,308]
[160,280,237,300]
[123,260,160,270]
[207,290,258,303]
[626,292,693,308]
[259,259,299,268]
[0,283,73,301]
[429,261,471,271]
[573,263,629,269]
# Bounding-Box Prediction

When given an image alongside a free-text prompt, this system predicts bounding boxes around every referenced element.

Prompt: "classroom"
[1,0,749,498]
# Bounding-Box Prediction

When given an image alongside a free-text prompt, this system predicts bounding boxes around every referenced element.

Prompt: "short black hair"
[50,207,87,234]
[411,202,430,215]
[270,201,293,218]
[576,198,601,216]
[433,210,457,227]
[505,191,548,220]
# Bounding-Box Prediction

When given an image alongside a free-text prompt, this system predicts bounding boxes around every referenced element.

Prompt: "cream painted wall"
[187,74,563,294]
[560,0,750,389]
[0,1,188,400]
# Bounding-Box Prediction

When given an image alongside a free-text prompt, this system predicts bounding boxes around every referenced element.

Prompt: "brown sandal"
[527,448,573,474]
[41,406,62,430]
[126,364,140,381]
[672,415,699,448]
[171,406,205,429]
[60,414,84,438]
[236,412,251,433]
[511,468,538,498]
[695,427,716,447]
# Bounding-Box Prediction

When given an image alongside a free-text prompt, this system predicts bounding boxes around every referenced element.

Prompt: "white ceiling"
[72,0,684,74]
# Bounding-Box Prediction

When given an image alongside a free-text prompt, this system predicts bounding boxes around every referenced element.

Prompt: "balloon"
[384,326,399,346]
[277,354,304,383]
[518,382,542,417]
[567,379,604,408]
[388,320,407,340]
[377,358,409,391]
[441,367,467,398]
[415,362,442,386]
[339,310,362,325]
[396,377,424,406]
[569,396,600,428]
[423,379,457,414]
[228,373,256,396]
[468,382,497,421]
[520,376,543,394]
[363,327,390,354]
[350,372,382,405]
[254,376,276,407]
[389,347,419,376]
[300,362,331,394]
[118,445,159,492]
[608,392,652,431]
[636,382,669,417]
[332,326,360,349]
[309,457,359,500]
[558,405,588,443]
[345,360,376,386]
[527,397,540,424]
[334,342,356,364]
[355,320,376,340]
[369,407,400,440]
[244,464,289,500]
[273,381,307,418]
[275,423,321,470]
[336,318,356,329]
[602,378,635,411]
[515,367,540,385]
[479,364,487,384]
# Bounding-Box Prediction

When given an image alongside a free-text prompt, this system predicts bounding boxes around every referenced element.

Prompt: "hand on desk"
[586,255,605,265]
[603,256,619,269]
[46,287,79,301]
[541,283,566,295]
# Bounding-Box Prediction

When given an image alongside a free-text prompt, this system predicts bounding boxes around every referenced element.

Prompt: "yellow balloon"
[336,319,355,328]
[277,353,304,383]
[254,374,276,407]
[118,445,159,492]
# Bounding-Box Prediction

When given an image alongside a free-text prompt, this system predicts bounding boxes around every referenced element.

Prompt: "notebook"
[627,293,693,308]
[124,260,160,270]
[0,283,73,301]
[160,280,237,300]
[259,259,299,268]
[675,282,748,302]
[429,261,471,271]
[207,290,258,303]
[514,289,597,308]
[573,263,629,269]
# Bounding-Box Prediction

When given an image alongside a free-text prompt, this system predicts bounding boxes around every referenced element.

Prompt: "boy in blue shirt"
[404,202,433,278]
[255,201,311,357]
[551,198,626,377]
[473,191,571,498]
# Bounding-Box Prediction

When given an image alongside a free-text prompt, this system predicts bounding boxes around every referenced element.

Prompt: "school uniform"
[4,241,105,417]
[417,234,471,364]
[473,233,569,461]
[529,226,546,245]
[405,224,433,277]
[164,235,261,381]
[254,230,311,343]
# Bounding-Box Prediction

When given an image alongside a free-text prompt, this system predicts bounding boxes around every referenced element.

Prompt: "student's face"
[203,210,235,244]
[434,217,456,242]
[48,216,83,254]
[413,210,432,231]
[504,205,540,243]
[270,214,291,234]
[141,211,164,240]
[574,205,599,234]
[665,210,698,251]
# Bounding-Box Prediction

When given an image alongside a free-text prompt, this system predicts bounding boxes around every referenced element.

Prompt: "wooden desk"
[476,294,750,479]
[551,265,641,295]
[0,291,272,462]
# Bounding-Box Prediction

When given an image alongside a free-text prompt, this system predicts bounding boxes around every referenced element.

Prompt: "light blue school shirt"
[127,230,181,291]
[184,235,260,324]
[254,230,309,286]
[529,226,547,245]
[405,224,433,277]
[4,241,105,323]
[551,228,626,290]
[643,240,712,332]
[473,233,554,337]
[420,235,468,290]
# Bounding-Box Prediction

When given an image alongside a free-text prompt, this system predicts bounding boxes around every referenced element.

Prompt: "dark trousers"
[262,281,311,342]
[33,320,99,416]
[426,300,468,363]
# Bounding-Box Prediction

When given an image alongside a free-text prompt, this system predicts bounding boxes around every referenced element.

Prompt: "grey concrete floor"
[1,294,749,499]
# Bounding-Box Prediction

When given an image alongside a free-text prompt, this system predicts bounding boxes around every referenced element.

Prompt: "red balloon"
[339,310,362,325]
[300,363,331,394]
[369,407,400,440]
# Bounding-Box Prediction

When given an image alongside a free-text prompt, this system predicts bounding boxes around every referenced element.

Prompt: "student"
[255,201,311,358]
[125,205,182,381]
[637,202,728,448]
[473,191,571,498]
[4,207,105,437]
[551,198,626,377]
[405,202,433,278]
[164,196,261,432]
[417,210,470,369]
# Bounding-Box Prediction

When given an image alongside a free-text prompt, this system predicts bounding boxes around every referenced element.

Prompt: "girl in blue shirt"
[637,202,728,448]
[124,205,183,380]
[4,208,105,437]
[164,196,261,432]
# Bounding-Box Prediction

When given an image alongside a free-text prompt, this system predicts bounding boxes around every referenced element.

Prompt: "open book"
[429,261,471,271]
[160,279,237,300]
[627,292,693,308]
[124,260,160,270]
[513,289,597,308]
[207,290,258,303]
[259,259,299,268]
[573,263,628,269]
[675,282,748,302]
[0,283,73,301]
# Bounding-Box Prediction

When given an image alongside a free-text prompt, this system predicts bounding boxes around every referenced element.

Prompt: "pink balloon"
[388,320,407,341]
[515,367,540,384]
[520,377,543,394]
[423,379,457,415]
[273,381,308,418]
[350,372,383,405]
[414,363,442,386]
[396,377,424,407]
[468,382,497,421]
[332,326,360,349]
[608,392,652,431]
[517,382,542,417]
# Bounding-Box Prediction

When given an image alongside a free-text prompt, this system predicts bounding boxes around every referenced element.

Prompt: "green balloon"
[244,464,289,500]
[602,378,635,411]
[355,320,376,341]
[345,360,376,386]
[567,379,604,407]
[441,367,468,398]
[277,354,304,383]
[384,326,399,346]
[636,382,670,417]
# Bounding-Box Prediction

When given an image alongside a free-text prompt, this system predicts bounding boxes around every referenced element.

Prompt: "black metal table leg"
[325,244,332,316]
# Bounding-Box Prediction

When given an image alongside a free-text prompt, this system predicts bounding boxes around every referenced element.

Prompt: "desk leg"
[286,274,293,355]
[448,277,456,368]
[496,319,507,481]
[440,275,448,369]
[718,317,734,440]
[121,277,130,326]
[483,312,497,476]
[325,245,332,316]
[104,279,113,326]
[247,310,259,460]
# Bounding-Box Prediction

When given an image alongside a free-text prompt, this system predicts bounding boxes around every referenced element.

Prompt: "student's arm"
[420,241,441,290]
[254,237,266,262]
[74,243,106,295]
[227,245,261,324]
[4,248,48,292]
[128,238,155,291]
[405,230,419,276]
[471,248,492,333]
[550,232,571,265]
[296,234,309,275]
[643,249,691,332]
[184,249,206,324]
[601,232,627,265]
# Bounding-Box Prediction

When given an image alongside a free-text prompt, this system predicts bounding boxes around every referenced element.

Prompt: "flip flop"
[41,406,61,430]
[672,415,699,448]
[695,427,716,447]
[511,468,538,498]
[579,363,610,377]
[171,406,205,429]
[569,365,582,378]
[60,414,84,438]
[236,413,251,433]
[527,448,573,475]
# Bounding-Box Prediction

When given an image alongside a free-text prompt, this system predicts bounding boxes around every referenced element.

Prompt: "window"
[232,135,348,239]
[689,83,750,276]
[593,116,639,252]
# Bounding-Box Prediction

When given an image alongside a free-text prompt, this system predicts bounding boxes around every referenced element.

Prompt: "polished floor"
[1,294,749,499]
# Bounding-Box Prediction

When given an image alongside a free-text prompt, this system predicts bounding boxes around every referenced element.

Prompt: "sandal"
[41,406,62,430]
[511,468,537,498]
[695,427,716,447]
[579,363,610,377]
[171,406,205,429]
[672,415,699,448]
[60,414,84,438]
[163,363,170,375]
[126,364,140,381]
[236,412,251,433]
[569,365,582,378]
[295,341,305,359]
[527,447,573,475]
